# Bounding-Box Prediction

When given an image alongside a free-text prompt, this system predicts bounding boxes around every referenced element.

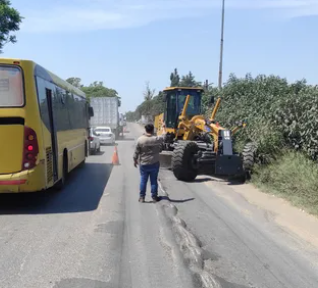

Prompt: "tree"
[82,81,121,106]
[0,0,22,53]
[125,111,138,122]
[66,78,122,106]
[143,81,155,101]
[82,81,118,98]
[142,81,156,120]
[179,71,201,87]
[170,68,180,87]
[66,77,83,88]
[150,91,165,116]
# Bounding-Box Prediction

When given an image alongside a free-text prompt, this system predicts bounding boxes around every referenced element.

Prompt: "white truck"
[89,97,120,139]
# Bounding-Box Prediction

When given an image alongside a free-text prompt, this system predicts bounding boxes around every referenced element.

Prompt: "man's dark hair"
[145,123,154,134]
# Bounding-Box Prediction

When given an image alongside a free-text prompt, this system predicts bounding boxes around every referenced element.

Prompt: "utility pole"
[205,79,209,90]
[218,0,225,90]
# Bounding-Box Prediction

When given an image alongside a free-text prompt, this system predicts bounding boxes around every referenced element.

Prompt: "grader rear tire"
[172,141,199,182]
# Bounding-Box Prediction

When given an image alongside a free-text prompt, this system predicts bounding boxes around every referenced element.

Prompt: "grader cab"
[155,87,253,182]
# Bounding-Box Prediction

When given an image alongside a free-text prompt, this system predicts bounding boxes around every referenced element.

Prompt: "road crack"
[158,181,222,288]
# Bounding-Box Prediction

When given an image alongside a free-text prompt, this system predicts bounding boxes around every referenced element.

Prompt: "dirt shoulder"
[210,178,318,249]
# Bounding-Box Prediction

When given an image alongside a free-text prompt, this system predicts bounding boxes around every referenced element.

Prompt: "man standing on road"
[133,123,167,203]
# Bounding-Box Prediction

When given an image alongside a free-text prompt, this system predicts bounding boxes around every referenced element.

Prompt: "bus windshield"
[0,66,24,107]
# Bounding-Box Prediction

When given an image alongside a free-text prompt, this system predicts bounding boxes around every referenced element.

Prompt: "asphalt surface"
[0,123,317,288]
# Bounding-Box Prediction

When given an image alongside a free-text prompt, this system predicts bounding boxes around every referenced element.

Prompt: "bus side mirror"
[88,106,94,117]
[209,96,215,105]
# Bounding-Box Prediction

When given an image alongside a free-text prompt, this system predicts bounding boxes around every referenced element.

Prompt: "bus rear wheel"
[79,141,87,167]
[55,152,68,191]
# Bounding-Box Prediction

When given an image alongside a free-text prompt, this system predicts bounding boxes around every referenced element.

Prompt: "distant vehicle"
[0,58,94,193]
[89,97,120,139]
[94,126,115,145]
[88,128,101,154]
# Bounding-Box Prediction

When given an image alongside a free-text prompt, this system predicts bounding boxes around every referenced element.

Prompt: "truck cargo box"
[89,97,119,129]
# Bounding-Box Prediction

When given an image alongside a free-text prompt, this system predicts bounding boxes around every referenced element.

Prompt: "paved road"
[0,123,317,288]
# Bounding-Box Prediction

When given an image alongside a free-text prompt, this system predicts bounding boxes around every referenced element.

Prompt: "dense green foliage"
[65,77,83,88]
[66,78,121,106]
[0,0,22,53]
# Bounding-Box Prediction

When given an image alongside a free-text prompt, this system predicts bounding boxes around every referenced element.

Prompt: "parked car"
[88,127,101,154]
[94,126,115,145]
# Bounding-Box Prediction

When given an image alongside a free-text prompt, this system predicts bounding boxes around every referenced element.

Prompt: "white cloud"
[18,0,318,33]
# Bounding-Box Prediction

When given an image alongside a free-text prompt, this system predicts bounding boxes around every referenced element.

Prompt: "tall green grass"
[252,152,318,216]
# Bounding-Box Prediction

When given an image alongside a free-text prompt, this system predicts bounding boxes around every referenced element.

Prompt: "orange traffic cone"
[112,146,120,165]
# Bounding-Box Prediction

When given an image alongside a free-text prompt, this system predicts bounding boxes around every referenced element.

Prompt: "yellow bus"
[0,58,94,193]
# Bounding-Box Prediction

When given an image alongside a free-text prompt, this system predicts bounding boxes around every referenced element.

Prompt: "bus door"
[45,88,58,183]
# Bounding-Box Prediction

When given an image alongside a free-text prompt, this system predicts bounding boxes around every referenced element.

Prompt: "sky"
[2,0,318,113]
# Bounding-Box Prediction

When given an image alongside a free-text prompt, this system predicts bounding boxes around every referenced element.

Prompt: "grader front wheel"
[242,142,256,180]
[171,141,199,182]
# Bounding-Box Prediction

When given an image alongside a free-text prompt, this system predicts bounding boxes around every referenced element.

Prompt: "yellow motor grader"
[154,87,253,182]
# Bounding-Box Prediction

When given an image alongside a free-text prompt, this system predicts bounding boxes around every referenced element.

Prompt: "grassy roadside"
[251,151,318,216]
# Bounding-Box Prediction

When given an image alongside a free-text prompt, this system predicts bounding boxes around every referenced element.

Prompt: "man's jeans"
[139,162,160,198]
